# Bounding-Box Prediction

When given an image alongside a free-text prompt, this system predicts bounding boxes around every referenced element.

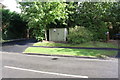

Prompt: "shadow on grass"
[55,48,117,57]
[33,41,119,50]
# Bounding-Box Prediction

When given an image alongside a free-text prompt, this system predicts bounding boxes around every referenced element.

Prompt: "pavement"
[2,52,118,78]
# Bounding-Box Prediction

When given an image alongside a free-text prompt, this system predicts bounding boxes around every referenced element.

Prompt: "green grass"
[24,41,118,58]
[33,41,118,48]
[24,47,117,58]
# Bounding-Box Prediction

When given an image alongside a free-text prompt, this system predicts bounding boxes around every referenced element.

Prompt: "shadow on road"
[2,39,38,46]
[2,39,38,53]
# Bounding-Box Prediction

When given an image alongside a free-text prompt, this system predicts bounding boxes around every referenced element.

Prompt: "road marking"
[4,66,88,78]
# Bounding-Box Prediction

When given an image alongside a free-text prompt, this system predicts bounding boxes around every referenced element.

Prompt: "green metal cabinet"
[49,28,67,41]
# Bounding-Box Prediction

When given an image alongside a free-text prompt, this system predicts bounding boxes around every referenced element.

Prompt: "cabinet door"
[52,29,58,41]
[49,29,65,41]
[57,29,64,41]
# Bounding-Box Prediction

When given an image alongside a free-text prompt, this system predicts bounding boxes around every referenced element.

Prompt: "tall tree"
[1,9,27,39]
[108,2,120,39]
[19,2,68,40]
[0,9,11,31]
[76,2,114,41]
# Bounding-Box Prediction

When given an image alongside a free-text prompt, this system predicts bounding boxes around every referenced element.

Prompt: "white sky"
[1,0,21,13]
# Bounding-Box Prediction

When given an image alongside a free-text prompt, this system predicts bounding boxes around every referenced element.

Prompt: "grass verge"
[24,47,118,58]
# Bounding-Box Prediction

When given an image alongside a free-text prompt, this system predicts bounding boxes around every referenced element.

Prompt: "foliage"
[46,2,77,29]
[1,9,27,39]
[35,36,44,41]
[75,2,113,41]
[1,9,11,30]
[19,2,68,40]
[108,2,120,39]
[67,26,93,44]
[19,2,120,41]
[65,2,78,28]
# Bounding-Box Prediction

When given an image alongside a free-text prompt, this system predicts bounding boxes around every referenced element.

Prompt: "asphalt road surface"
[2,52,118,78]
[2,39,37,53]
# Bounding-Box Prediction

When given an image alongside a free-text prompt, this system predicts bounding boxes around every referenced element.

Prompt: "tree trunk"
[45,30,47,41]
[27,29,29,39]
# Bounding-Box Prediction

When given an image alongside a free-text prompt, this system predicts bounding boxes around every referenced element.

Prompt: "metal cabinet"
[49,28,67,41]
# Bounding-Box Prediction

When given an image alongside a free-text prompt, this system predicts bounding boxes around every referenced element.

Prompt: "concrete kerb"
[24,53,111,60]
[3,51,109,60]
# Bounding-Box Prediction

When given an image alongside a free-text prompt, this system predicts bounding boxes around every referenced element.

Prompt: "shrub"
[67,26,93,44]
[35,36,43,41]
[91,25,108,42]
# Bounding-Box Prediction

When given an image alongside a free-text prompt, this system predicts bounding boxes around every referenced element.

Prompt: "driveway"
[2,39,37,53]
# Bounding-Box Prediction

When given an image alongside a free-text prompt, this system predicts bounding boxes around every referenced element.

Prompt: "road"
[2,39,37,53]
[2,52,118,78]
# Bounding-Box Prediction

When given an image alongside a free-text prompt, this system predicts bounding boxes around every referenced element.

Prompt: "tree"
[19,2,68,40]
[108,2,120,39]
[1,9,27,39]
[75,2,115,41]
[65,2,78,28]
[19,2,120,41]
[0,9,11,31]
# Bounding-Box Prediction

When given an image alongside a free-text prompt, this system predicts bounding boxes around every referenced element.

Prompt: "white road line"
[4,66,88,78]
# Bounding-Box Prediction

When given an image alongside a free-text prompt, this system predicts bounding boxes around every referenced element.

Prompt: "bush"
[35,36,43,41]
[67,26,93,44]
[91,25,108,42]
[1,9,27,40]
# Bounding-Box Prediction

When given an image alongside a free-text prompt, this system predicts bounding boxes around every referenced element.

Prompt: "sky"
[1,0,21,13]
[1,0,117,13]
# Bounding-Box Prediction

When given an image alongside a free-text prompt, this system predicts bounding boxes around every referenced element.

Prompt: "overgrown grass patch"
[24,47,117,58]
